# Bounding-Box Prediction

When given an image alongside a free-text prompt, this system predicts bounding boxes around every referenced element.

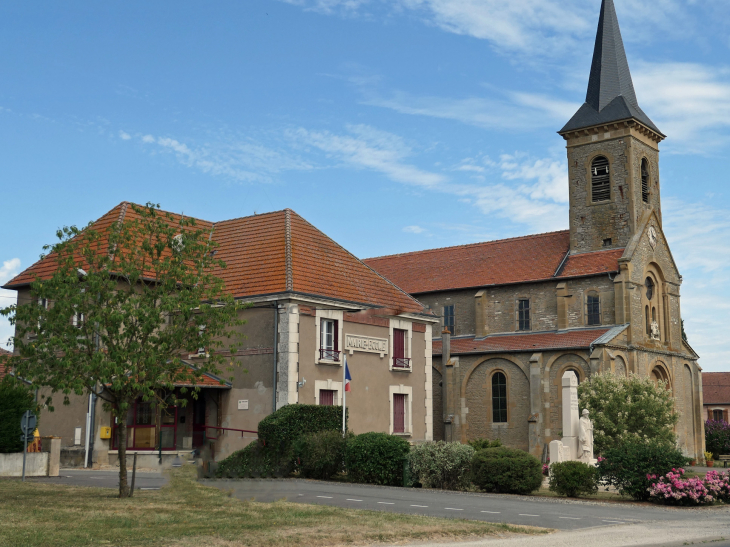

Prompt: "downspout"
[85,324,101,468]
[272,302,278,414]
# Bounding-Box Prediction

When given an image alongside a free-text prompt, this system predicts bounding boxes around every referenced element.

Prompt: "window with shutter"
[591,156,610,202]
[319,390,335,406]
[393,329,409,368]
[641,158,650,203]
[393,394,406,433]
[319,319,340,361]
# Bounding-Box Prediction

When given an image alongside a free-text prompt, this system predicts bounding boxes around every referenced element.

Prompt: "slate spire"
[560,0,662,135]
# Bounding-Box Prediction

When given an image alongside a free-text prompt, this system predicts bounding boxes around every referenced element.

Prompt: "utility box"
[99,427,112,439]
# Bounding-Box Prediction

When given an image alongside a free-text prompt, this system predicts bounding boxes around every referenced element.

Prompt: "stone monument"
[549,371,596,466]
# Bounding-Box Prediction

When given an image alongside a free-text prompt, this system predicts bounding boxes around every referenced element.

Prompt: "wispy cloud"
[124,132,314,182]
[280,0,369,15]
[0,258,21,350]
[633,61,730,152]
[403,225,427,234]
[663,198,730,370]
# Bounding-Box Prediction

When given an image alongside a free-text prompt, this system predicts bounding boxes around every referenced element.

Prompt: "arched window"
[492,372,507,423]
[645,305,650,336]
[587,292,601,326]
[641,158,650,203]
[591,156,610,202]
[645,277,654,300]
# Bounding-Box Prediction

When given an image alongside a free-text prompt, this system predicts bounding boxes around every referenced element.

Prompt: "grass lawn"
[0,467,549,547]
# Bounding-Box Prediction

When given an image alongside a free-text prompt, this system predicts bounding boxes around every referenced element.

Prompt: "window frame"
[641,158,650,203]
[314,379,342,405]
[590,156,611,203]
[517,298,531,331]
[389,385,413,435]
[586,292,601,326]
[443,305,455,335]
[315,309,343,365]
[389,318,412,372]
[491,372,508,424]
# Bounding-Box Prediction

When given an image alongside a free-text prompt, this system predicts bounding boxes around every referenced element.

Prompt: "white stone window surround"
[389,384,413,435]
[314,379,343,406]
[315,309,344,366]
[389,318,413,372]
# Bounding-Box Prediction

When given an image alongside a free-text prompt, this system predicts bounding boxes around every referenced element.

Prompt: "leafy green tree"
[1,203,243,497]
[0,377,38,453]
[578,373,678,455]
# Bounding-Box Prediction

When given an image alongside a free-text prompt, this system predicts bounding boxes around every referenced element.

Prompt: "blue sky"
[1,0,730,370]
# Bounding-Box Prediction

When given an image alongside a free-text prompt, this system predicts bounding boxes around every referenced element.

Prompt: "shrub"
[293,430,350,480]
[578,373,678,455]
[705,420,730,460]
[467,438,503,450]
[548,461,598,497]
[471,447,542,495]
[215,440,291,478]
[0,378,37,453]
[258,404,346,456]
[646,468,727,505]
[598,440,690,500]
[345,433,410,486]
[408,441,475,490]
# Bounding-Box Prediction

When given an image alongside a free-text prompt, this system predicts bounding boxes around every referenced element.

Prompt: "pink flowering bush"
[648,468,730,505]
[542,464,550,476]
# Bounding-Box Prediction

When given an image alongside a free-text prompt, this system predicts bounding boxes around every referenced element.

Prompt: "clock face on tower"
[648,226,658,250]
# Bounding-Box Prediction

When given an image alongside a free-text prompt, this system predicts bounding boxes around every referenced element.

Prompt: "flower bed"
[648,468,730,505]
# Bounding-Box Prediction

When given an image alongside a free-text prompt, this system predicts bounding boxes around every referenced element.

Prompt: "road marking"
[316,496,333,499]
[90,477,104,480]
[481,511,501,514]
[445,508,463,511]
[559,517,581,520]
[346,499,363,502]
[603,520,624,524]
[140,487,160,490]
[377,502,395,505]
[411,505,428,508]
[519,514,540,517]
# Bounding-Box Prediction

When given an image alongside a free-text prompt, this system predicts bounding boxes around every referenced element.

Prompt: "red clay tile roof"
[364,231,622,294]
[0,347,10,380]
[4,203,428,315]
[433,328,611,355]
[702,373,730,405]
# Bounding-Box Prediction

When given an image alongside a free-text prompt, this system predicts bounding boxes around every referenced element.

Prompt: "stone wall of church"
[417,290,476,337]
[567,136,639,253]
[630,138,662,223]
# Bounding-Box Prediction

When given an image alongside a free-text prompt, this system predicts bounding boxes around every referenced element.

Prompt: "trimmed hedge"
[293,430,351,480]
[258,404,346,454]
[598,440,690,501]
[345,432,410,486]
[467,438,503,450]
[471,447,542,495]
[409,441,474,490]
[548,461,598,497]
[0,378,37,454]
[215,440,292,478]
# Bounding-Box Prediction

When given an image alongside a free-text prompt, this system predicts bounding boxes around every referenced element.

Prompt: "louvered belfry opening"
[591,156,611,202]
[641,158,650,203]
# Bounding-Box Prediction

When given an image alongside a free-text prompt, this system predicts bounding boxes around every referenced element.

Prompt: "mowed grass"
[0,467,549,547]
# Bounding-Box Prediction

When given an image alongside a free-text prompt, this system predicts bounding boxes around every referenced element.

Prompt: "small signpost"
[20,410,37,482]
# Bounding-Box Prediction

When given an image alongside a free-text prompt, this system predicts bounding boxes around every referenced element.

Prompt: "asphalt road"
[26,468,167,490]
[203,478,718,532]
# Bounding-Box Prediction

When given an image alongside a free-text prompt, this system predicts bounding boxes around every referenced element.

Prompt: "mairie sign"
[345,334,388,356]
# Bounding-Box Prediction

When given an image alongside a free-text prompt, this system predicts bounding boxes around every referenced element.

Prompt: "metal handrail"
[203,425,258,440]
[319,348,341,361]
[393,357,411,368]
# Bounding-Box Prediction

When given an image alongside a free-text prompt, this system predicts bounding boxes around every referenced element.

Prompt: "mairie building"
[365,0,705,460]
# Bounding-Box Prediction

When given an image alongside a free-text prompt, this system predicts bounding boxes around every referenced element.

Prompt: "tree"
[0,377,38,453]
[577,372,678,455]
[1,203,243,497]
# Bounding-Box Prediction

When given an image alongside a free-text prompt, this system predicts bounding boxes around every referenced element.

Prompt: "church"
[365,0,705,460]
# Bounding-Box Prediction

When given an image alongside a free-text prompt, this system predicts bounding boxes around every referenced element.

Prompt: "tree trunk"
[117,419,130,498]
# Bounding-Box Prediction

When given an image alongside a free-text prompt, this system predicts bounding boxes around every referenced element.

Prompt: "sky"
[1,0,729,370]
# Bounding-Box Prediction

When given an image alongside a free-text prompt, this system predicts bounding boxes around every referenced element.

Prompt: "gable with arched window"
[591,156,611,202]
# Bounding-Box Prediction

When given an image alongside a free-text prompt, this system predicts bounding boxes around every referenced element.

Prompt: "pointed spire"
[560,0,663,136]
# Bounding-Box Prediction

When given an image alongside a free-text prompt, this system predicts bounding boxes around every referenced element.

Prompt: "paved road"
[203,478,722,532]
[26,468,167,490]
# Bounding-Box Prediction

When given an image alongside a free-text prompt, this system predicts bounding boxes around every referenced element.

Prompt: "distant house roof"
[364,230,622,295]
[702,373,730,405]
[4,202,430,316]
[0,347,10,380]
[433,328,612,356]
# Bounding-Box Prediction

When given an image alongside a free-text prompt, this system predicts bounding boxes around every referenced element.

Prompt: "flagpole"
[342,355,347,437]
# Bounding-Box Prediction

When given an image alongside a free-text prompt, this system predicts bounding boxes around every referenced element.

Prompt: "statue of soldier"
[578,409,594,463]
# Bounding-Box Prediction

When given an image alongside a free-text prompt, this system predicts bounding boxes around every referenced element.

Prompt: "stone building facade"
[366,0,705,460]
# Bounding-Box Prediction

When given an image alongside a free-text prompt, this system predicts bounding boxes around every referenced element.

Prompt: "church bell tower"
[559,0,665,254]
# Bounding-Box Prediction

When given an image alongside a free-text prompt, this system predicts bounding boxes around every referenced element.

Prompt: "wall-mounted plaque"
[345,334,388,357]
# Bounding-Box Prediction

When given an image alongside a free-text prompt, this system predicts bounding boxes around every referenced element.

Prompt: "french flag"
[344,359,352,392]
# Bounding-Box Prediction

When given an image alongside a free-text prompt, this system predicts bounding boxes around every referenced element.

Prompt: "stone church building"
[366,0,705,460]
